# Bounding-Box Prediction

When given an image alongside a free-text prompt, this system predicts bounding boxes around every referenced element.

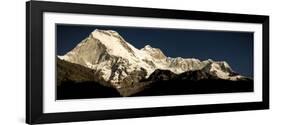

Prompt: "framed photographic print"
[26,1,269,124]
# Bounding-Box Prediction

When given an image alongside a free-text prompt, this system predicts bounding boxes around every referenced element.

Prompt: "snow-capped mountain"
[58,29,248,91]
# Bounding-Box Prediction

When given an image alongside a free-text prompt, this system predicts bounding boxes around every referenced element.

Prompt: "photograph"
[26,1,269,124]
[56,24,254,100]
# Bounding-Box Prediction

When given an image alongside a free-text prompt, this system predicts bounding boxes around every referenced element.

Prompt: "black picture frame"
[26,1,269,124]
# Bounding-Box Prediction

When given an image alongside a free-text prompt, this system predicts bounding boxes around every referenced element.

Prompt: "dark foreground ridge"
[57,79,253,100]
[57,81,120,100]
[133,79,253,97]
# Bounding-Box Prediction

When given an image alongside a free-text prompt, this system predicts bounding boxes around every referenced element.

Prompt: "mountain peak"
[89,29,137,59]
[92,29,120,36]
[60,29,247,87]
[141,45,166,60]
[144,45,152,49]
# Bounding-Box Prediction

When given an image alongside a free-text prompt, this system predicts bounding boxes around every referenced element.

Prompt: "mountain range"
[57,29,252,98]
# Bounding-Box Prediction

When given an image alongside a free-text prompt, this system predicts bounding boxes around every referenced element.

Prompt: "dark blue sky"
[56,24,253,77]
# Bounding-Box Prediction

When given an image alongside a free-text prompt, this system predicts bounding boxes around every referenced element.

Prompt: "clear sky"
[56,24,253,77]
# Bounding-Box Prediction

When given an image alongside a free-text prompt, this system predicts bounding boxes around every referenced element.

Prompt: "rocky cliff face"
[58,29,251,97]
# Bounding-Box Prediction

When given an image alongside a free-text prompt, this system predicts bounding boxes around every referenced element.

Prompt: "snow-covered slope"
[59,29,247,88]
